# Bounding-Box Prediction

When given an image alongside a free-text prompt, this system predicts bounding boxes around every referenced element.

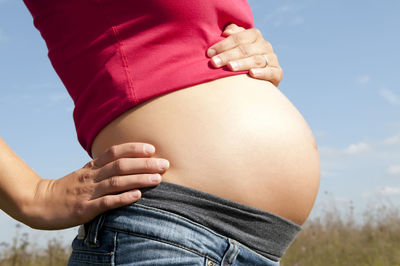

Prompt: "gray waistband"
[137,182,301,261]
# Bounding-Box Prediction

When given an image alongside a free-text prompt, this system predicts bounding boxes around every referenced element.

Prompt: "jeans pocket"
[68,229,116,266]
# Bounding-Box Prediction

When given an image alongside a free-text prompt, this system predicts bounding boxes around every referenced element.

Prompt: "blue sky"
[0,0,399,246]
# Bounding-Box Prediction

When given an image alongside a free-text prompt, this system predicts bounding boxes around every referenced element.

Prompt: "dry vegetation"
[281,204,400,266]
[0,205,399,266]
[0,224,70,266]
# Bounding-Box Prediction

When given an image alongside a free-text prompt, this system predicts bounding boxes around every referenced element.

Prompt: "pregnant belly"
[91,74,320,225]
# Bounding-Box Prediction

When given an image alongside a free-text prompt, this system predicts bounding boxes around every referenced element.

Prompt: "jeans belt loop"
[83,213,105,248]
[77,224,86,240]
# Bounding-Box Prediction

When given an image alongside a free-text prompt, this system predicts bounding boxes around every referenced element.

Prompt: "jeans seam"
[111,231,117,266]
[103,226,220,263]
[70,250,113,256]
[69,258,112,265]
[229,243,240,265]
[222,240,238,266]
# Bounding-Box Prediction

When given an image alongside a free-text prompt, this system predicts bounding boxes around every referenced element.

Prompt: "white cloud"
[380,88,399,105]
[355,75,371,85]
[319,134,400,183]
[382,134,400,145]
[320,133,400,159]
[258,1,310,28]
[387,165,400,176]
[343,142,371,155]
[319,142,372,157]
[315,132,400,219]
[379,186,400,196]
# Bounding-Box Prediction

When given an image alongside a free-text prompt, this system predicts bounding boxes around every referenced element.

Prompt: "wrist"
[20,178,57,229]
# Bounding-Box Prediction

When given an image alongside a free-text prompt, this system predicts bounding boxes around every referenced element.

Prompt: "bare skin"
[0,24,288,229]
[92,26,321,225]
[0,140,169,230]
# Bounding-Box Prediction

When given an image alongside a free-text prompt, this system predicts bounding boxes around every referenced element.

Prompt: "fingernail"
[158,159,170,170]
[207,48,216,57]
[212,56,222,67]
[144,145,155,154]
[131,190,140,199]
[229,61,239,71]
[151,174,161,183]
[250,68,262,77]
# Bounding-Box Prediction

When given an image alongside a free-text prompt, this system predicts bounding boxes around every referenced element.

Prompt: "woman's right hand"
[29,142,170,230]
[207,23,283,87]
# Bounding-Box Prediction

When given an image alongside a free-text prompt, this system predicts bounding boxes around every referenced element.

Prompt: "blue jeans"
[68,182,300,265]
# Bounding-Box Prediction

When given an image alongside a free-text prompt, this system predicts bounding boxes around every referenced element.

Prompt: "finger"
[96,157,170,181]
[222,23,246,36]
[90,189,142,214]
[96,173,162,197]
[210,41,268,68]
[249,67,283,87]
[91,142,156,168]
[227,54,278,71]
[207,28,261,57]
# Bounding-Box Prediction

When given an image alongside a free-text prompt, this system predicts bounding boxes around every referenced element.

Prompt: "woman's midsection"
[91,74,320,225]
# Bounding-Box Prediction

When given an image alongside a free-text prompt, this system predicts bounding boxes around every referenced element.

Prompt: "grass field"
[281,204,400,266]
[1,205,399,266]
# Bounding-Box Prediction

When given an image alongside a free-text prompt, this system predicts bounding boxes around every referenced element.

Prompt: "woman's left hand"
[207,23,283,87]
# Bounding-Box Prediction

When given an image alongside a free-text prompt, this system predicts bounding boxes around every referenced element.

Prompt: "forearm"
[0,139,168,230]
[0,137,44,227]
[0,137,128,229]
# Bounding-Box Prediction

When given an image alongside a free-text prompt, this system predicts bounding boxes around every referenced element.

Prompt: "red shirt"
[23,0,255,157]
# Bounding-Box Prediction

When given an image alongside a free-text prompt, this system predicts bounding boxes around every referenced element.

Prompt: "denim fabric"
[134,182,300,260]
[68,204,281,266]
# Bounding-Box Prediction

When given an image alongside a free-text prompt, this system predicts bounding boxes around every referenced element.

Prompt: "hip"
[68,182,300,265]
